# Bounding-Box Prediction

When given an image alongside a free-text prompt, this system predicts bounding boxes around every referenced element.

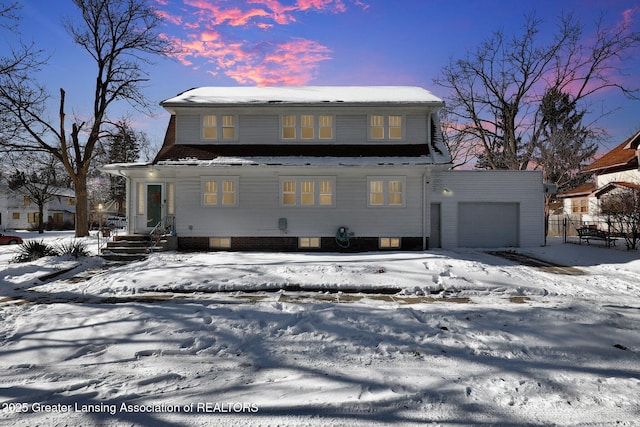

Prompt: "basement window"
[379,237,401,249]
[299,237,321,248]
[209,237,231,249]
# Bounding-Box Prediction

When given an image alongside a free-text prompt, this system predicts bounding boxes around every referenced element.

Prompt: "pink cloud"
[226,38,332,86]
[296,0,346,13]
[620,6,638,30]
[155,0,367,85]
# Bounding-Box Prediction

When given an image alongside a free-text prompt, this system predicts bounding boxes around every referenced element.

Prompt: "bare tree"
[434,12,640,171]
[0,0,172,236]
[600,186,640,250]
[0,1,19,31]
[8,154,65,234]
[438,108,480,169]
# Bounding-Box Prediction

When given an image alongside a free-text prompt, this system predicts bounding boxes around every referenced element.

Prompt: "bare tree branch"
[435,11,640,172]
[0,0,173,236]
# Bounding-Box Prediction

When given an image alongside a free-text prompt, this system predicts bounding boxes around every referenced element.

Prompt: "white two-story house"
[0,184,76,231]
[103,86,545,251]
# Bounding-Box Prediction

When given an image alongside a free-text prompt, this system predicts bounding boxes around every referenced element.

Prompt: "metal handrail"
[148,215,175,248]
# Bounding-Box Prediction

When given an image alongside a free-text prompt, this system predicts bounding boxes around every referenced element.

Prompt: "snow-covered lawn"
[1,231,640,426]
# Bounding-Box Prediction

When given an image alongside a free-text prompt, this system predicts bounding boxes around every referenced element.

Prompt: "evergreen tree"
[534,87,598,236]
[106,121,142,215]
[535,88,597,193]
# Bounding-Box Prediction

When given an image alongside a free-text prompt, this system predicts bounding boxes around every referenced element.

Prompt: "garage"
[457,202,519,247]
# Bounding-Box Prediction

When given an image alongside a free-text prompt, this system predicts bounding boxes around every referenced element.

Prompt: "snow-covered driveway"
[1,234,639,426]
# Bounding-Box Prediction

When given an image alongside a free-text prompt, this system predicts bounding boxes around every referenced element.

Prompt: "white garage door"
[458,202,519,248]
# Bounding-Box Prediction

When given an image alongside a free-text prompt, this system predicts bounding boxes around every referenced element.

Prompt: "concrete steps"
[101,234,177,262]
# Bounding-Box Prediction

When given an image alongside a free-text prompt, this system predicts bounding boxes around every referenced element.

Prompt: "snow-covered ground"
[1,231,639,426]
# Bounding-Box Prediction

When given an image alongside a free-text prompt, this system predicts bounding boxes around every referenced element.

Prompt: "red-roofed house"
[559,130,640,221]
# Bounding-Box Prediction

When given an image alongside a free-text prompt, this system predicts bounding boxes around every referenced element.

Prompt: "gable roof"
[583,130,640,174]
[161,86,443,109]
[593,181,640,198]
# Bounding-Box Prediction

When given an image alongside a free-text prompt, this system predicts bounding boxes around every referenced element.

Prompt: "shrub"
[56,239,91,259]
[13,240,59,263]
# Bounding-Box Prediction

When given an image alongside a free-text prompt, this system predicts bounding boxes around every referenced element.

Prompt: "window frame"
[368,114,405,141]
[299,237,321,249]
[367,176,406,208]
[209,237,232,249]
[202,114,238,141]
[280,114,335,142]
[279,177,336,207]
[571,198,589,214]
[379,237,401,249]
[201,176,239,207]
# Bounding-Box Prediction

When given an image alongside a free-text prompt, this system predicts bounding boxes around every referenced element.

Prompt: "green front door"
[147,184,162,228]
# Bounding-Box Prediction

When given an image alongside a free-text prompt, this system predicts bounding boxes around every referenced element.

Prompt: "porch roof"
[593,181,640,198]
[557,182,596,198]
[155,155,435,167]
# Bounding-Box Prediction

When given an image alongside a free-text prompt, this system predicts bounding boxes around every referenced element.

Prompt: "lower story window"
[210,237,231,248]
[571,198,588,213]
[280,177,335,207]
[379,237,401,248]
[202,177,239,206]
[299,237,321,248]
[368,177,406,207]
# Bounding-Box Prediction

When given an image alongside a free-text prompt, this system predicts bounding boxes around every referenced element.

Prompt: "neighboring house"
[0,183,76,230]
[47,187,77,229]
[103,86,545,250]
[559,129,640,223]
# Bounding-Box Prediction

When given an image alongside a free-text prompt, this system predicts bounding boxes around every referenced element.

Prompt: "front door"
[147,184,162,229]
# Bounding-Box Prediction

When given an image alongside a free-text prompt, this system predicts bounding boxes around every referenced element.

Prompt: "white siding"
[240,115,279,143]
[173,107,435,146]
[171,166,427,238]
[176,114,200,144]
[335,115,367,142]
[405,114,428,144]
[430,170,544,248]
[597,170,640,187]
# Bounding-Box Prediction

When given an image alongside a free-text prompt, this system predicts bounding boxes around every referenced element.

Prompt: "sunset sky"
[9,0,640,156]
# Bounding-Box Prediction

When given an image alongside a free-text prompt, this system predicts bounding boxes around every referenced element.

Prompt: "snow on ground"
[1,231,640,426]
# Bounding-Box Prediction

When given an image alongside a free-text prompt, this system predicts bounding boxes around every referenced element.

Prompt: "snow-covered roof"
[161,86,443,107]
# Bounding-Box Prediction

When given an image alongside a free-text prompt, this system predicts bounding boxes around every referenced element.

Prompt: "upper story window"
[24,196,31,207]
[282,115,296,139]
[281,114,334,141]
[368,177,406,207]
[202,115,237,141]
[369,115,404,140]
[280,177,336,207]
[301,115,314,139]
[202,177,239,207]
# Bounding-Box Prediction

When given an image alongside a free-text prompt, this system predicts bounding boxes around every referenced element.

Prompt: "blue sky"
[7,0,640,156]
